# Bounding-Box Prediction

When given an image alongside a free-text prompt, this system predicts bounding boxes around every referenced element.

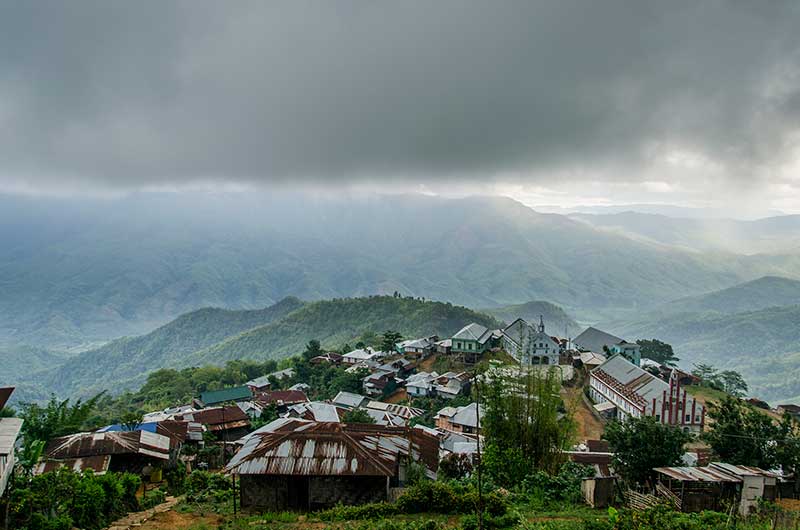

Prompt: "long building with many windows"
[589,354,705,433]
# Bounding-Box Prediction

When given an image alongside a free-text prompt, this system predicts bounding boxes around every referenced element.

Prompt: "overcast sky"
[1,1,799,215]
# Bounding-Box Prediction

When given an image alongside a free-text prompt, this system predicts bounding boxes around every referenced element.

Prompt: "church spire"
[538,315,545,333]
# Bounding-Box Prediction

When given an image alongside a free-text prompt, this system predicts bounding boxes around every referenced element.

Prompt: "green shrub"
[397,481,458,513]
[142,487,167,509]
[460,511,520,529]
[185,470,231,503]
[317,501,399,521]
[7,469,143,530]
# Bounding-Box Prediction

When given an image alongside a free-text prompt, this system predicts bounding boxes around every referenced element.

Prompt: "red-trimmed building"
[589,354,705,433]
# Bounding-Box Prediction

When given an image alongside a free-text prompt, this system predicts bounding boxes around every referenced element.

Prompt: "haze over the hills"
[4,192,800,351]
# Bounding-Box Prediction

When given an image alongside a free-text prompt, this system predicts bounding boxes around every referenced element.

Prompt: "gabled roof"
[225,419,439,478]
[451,403,483,428]
[573,327,624,354]
[199,386,252,406]
[288,401,344,422]
[438,403,483,428]
[0,417,23,456]
[246,375,273,388]
[343,348,380,360]
[257,390,309,406]
[398,337,434,350]
[365,401,424,419]
[591,354,667,408]
[502,319,559,349]
[452,323,489,342]
[332,391,368,409]
[44,430,171,461]
[176,405,250,430]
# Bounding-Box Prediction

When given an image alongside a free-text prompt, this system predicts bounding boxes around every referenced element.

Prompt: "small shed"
[225,420,439,511]
[654,462,776,515]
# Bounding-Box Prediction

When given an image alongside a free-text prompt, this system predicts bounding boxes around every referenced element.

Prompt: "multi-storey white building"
[502,317,561,366]
[589,354,705,433]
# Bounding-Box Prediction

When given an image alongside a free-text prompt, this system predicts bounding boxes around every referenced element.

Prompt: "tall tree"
[302,339,323,361]
[691,363,718,383]
[718,370,749,397]
[20,394,103,443]
[482,367,574,478]
[603,416,691,486]
[703,396,778,469]
[636,339,679,367]
[381,330,403,353]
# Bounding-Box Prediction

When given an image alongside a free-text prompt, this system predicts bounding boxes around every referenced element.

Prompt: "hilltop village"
[4,313,800,529]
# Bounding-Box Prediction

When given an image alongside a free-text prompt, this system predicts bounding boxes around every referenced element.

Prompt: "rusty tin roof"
[45,430,171,461]
[226,419,438,478]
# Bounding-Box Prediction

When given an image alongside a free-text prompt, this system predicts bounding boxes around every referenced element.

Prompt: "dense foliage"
[481,368,574,480]
[691,363,749,397]
[19,394,103,443]
[635,339,678,367]
[603,416,691,486]
[6,469,141,530]
[703,395,800,473]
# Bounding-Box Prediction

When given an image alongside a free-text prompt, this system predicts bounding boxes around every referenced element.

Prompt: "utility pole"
[474,375,484,530]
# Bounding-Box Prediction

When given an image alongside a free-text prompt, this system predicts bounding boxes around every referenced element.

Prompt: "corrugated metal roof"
[453,323,488,342]
[177,405,250,429]
[450,403,483,428]
[45,430,170,461]
[654,465,743,482]
[226,420,439,479]
[257,390,309,406]
[36,455,111,475]
[0,417,23,455]
[289,402,344,423]
[200,386,253,406]
[332,391,368,409]
[709,462,779,478]
[574,327,624,354]
[592,354,668,407]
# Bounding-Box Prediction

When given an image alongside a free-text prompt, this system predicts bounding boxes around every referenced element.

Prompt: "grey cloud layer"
[1,1,799,188]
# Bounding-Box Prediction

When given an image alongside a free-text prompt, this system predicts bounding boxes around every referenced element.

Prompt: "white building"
[502,317,561,366]
[589,354,705,432]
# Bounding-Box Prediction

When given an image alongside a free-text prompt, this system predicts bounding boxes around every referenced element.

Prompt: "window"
[655,414,660,421]
[456,342,462,349]
[468,343,473,350]
[685,414,690,422]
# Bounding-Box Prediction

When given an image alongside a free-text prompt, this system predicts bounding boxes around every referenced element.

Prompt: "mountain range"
[2,192,799,351]
[6,192,800,404]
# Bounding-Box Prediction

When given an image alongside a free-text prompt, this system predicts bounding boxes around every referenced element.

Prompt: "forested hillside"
[41,295,500,399]
[42,296,304,398]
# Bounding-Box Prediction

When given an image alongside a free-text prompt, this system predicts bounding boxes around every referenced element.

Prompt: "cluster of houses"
[5,314,800,516]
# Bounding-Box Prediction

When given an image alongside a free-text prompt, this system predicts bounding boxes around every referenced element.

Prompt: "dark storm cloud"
[0,1,799,189]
